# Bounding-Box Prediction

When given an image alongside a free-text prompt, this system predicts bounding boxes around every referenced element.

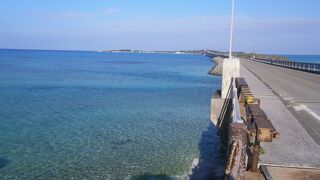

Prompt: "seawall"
[208,57,224,76]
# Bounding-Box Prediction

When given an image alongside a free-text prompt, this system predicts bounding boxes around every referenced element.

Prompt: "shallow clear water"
[0,49,223,179]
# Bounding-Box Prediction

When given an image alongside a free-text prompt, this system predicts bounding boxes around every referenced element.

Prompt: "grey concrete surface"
[221,58,240,98]
[240,61,320,168]
[241,59,320,145]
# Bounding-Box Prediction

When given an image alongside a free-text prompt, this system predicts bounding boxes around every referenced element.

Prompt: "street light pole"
[229,0,235,59]
[222,0,239,99]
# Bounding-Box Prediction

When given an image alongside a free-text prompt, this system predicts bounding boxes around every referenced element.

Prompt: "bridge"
[242,59,320,145]
[204,51,229,59]
[203,57,320,180]
[240,59,320,179]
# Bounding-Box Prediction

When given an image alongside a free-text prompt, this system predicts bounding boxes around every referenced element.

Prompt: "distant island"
[99,49,288,61]
[98,49,206,54]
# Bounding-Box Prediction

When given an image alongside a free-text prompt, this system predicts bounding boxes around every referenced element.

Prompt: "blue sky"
[1,0,320,54]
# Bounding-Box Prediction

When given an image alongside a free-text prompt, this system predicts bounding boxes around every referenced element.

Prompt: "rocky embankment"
[208,57,224,76]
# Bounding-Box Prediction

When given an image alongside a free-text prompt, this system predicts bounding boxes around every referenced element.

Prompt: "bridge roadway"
[240,59,320,168]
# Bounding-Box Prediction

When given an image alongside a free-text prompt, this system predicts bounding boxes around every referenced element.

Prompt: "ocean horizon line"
[1,48,319,56]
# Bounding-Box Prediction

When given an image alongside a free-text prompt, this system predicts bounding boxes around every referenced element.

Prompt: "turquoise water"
[285,55,320,63]
[0,49,223,179]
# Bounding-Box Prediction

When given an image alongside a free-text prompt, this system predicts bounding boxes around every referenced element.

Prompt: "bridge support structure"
[211,58,240,125]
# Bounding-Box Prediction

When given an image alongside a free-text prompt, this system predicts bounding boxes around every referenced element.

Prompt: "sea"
[1,49,318,179]
[285,55,320,63]
[0,49,224,179]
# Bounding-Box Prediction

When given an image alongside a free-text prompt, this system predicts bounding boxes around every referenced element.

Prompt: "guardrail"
[252,58,320,73]
[218,78,246,179]
[217,78,280,179]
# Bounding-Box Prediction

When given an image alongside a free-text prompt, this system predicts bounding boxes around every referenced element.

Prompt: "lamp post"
[229,0,235,59]
[221,0,240,99]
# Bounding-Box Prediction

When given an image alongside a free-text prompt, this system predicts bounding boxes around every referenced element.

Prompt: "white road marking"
[293,104,320,121]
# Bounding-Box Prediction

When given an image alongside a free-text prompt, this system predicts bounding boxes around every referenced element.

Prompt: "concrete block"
[221,58,240,98]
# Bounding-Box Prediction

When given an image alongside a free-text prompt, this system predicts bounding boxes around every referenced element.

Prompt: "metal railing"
[252,58,320,73]
[227,79,247,178]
